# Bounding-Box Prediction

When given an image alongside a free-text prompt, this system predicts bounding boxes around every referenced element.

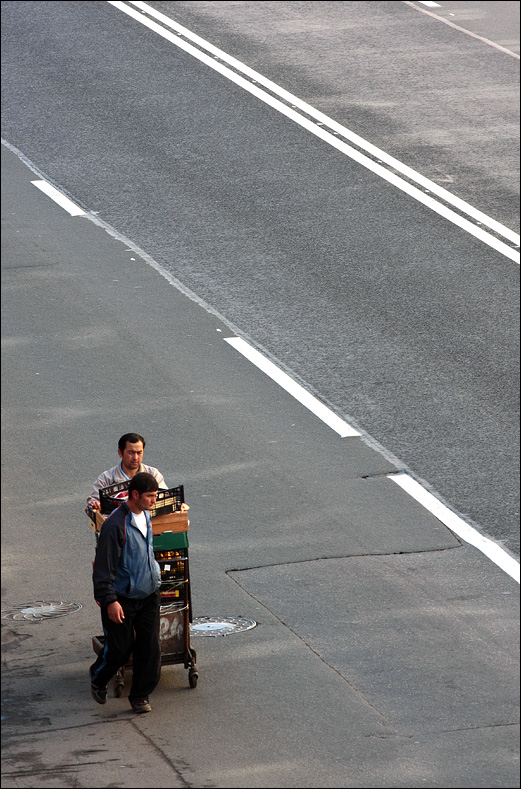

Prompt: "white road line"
[404,1,521,60]
[224,337,360,438]
[419,2,441,7]
[11,140,518,583]
[118,0,520,260]
[388,473,520,583]
[225,336,520,582]
[31,180,85,216]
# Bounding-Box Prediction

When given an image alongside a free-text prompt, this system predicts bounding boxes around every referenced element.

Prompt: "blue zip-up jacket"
[92,502,161,607]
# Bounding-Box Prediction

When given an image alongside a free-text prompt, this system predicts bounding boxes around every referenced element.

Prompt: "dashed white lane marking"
[224,337,360,438]
[112,0,520,263]
[24,20,520,580]
[225,334,519,581]
[31,180,85,216]
[388,472,520,583]
[419,2,441,7]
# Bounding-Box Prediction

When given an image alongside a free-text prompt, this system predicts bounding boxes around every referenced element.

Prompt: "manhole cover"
[190,616,257,637]
[1,601,82,622]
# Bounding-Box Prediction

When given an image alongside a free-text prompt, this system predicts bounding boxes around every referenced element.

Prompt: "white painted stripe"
[31,180,85,216]
[388,473,520,583]
[404,0,520,60]
[419,2,441,7]
[224,337,360,438]
[125,0,519,253]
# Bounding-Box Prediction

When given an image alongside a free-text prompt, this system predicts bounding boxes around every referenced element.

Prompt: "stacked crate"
[88,481,198,685]
[87,483,191,616]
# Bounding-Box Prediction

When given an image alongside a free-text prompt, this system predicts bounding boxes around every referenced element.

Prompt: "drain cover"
[190,616,256,636]
[1,601,82,622]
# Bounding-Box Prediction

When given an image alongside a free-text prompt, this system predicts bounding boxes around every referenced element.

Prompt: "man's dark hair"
[128,472,159,497]
[118,433,146,452]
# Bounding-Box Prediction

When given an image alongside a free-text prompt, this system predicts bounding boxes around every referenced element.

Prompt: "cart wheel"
[188,668,198,688]
[114,667,125,697]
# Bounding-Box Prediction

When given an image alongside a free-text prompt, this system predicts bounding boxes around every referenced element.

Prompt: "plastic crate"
[157,559,186,582]
[153,531,189,551]
[150,486,185,518]
[99,481,184,517]
[99,480,131,514]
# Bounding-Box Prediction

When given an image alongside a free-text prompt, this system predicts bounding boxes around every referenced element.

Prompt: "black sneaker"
[89,666,107,705]
[91,683,108,704]
[130,698,151,713]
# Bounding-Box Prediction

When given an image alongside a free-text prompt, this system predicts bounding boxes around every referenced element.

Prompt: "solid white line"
[126,0,520,254]
[31,180,85,216]
[388,473,520,583]
[403,1,521,60]
[224,337,360,438]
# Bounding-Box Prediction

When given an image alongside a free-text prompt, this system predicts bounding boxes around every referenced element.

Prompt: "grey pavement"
[1,0,519,562]
[1,142,519,788]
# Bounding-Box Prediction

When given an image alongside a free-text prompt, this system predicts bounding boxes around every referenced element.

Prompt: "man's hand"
[89,500,101,511]
[107,601,125,624]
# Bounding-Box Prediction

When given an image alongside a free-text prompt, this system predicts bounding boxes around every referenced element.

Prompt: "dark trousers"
[90,590,161,703]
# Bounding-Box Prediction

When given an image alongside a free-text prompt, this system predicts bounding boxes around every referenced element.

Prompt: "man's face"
[119,441,144,472]
[137,490,157,512]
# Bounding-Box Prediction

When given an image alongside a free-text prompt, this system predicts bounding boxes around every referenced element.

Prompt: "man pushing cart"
[87,462,198,713]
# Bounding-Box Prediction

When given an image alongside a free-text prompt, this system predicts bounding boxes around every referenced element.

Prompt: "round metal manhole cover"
[1,601,82,622]
[190,616,257,637]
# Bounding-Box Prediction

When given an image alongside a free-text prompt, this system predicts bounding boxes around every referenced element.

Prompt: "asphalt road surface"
[1,2,519,788]
[2,139,519,789]
[1,0,519,559]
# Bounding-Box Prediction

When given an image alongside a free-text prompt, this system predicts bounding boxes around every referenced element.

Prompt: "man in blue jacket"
[90,472,162,714]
